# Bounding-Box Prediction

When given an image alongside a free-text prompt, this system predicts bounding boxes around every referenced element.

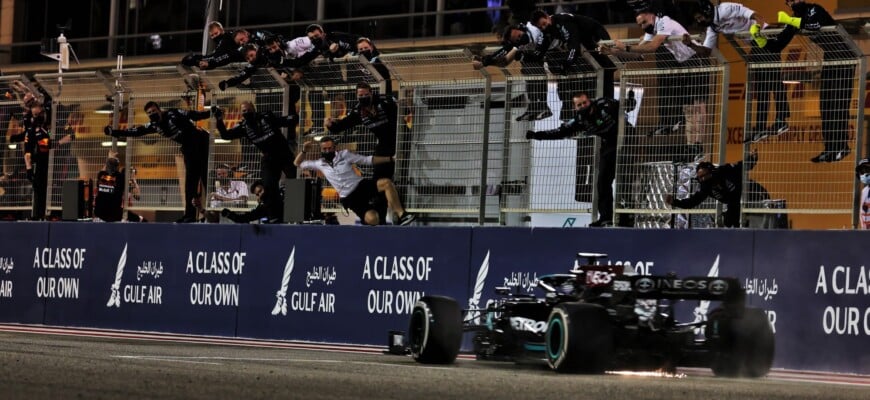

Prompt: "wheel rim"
[409,307,428,354]
[546,316,564,360]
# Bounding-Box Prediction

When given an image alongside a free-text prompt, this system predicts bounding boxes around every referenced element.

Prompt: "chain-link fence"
[728,26,866,229]
[295,55,386,221]
[0,75,37,212]
[380,49,494,225]
[196,63,290,218]
[605,36,728,228]
[494,47,604,226]
[33,71,115,216]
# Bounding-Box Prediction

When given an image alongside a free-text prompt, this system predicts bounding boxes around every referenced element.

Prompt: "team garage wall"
[0,222,866,374]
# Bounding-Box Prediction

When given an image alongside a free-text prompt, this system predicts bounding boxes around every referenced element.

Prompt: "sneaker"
[398,213,416,226]
[531,109,553,121]
[748,129,770,143]
[588,219,613,227]
[810,148,850,163]
[771,119,789,135]
[750,23,768,48]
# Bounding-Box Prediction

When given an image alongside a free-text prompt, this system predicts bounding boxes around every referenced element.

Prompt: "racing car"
[401,252,774,376]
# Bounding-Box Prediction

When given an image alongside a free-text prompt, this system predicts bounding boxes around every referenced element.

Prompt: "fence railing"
[0,28,865,229]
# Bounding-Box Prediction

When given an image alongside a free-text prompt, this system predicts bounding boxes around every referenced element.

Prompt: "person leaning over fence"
[530,9,615,100]
[181,21,242,70]
[357,37,392,95]
[294,137,415,226]
[213,101,298,210]
[473,23,555,122]
[325,82,398,181]
[600,8,708,163]
[526,92,619,227]
[665,149,759,228]
[751,0,853,163]
[105,102,215,223]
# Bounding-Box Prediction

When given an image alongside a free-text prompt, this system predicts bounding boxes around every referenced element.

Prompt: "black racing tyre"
[408,296,462,364]
[708,307,775,378]
[545,302,614,373]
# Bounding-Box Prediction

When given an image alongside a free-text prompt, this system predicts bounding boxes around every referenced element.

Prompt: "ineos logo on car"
[709,279,728,295]
[636,278,654,293]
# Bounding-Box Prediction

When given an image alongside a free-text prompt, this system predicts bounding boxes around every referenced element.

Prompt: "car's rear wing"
[615,275,744,303]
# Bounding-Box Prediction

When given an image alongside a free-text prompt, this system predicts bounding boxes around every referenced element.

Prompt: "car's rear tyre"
[545,302,613,373]
[408,296,462,364]
[708,307,774,377]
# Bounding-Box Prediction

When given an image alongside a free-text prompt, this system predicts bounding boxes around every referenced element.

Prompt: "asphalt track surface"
[0,327,868,400]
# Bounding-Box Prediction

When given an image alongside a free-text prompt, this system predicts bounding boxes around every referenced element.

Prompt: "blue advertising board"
[0,222,49,324]
[236,225,472,345]
[41,223,243,337]
[752,230,870,374]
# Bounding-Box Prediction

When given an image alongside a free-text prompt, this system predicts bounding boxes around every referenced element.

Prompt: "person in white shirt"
[208,166,249,208]
[857,158,870,230]
[602,10,708,163]
[294,136,416,226]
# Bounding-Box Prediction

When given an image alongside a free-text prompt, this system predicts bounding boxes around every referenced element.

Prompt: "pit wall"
[0,222,866,374]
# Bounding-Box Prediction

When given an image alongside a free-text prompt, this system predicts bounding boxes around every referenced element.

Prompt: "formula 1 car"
[400,253,774,376]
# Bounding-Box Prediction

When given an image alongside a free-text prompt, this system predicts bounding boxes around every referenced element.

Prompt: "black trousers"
[181,137,209,219]
[820,64,854,153]
[723,201,741,228]
[31,155,49,220]
[750,66,790,130]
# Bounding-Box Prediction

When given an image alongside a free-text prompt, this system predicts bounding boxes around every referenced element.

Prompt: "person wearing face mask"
[752,0,852,163]
[856,159,870,230]
[104,102,214,223]
[665,149,759,228]
[22,101,51,220]
[294,137,415,226]
[305,24,362,61]
[529,10,616,101]
[682,1,785,145]
[213,101,299,216]
[181,21,240,70]
[526,92,620,227]
[325,82,398,181]
[473,23,555,121]
[356,37,392,95]
[602,9,708,162]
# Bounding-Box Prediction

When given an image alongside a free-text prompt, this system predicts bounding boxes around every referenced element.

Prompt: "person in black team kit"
[22,101,51,220]
[666,149,758,228]
[92,151,145,222]
[530,10,616,100]
[221,180,283,224]
[105,102,212,223]
[526,92,619,227]
[213,101,299,220]
[325,82,398,181]
[752,0,853,163]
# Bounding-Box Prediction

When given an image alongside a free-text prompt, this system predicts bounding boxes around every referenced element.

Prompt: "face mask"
[321,151,336,162]
[148,113,160,123]
[311,37,324,47]
[243,111,256,121]
[359,50,373,60]
[358,96,372,107]
[860,173,870,185]
[644,24,656,35]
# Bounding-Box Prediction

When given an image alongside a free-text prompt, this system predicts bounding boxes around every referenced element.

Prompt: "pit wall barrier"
[0,221,866,374]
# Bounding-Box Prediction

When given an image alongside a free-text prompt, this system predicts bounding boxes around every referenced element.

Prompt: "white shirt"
[299,149,373,198]
[285,36,313,59]
[210,179,249,207]
[644,15,696,63]
[861,186,869,230]
[703,3,757,49]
